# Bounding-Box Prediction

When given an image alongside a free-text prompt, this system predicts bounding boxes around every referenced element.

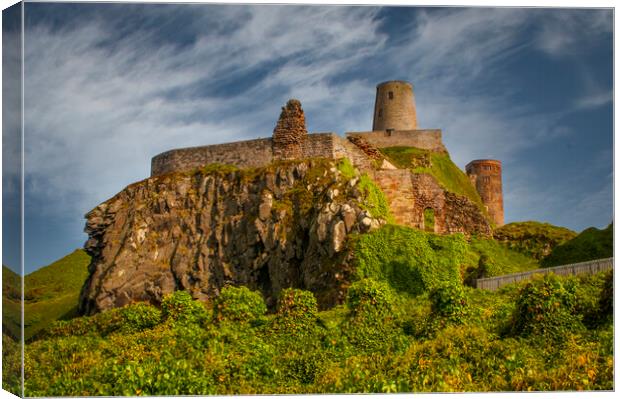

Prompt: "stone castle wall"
[151,138,274,176]
[151,133,347,176]
[346,130,446,153]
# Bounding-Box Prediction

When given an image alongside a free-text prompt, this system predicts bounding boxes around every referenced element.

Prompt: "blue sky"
[2,3,613,273]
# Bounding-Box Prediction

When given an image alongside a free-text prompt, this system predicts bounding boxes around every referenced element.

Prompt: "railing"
[475,257,614,291]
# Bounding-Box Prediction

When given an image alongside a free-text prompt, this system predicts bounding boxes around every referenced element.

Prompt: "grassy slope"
[2,249,91,340]
[542,223,613,267]
[379,146,488,218]
[2,266,21,339]
[494,221,577,260]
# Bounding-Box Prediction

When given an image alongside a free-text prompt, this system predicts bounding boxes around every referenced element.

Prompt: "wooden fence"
[475,257,614,291]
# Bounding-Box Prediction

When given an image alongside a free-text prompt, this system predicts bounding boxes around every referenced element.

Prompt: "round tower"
[372,80,418,131]
[272,99,307,160]
[466,159,504,227]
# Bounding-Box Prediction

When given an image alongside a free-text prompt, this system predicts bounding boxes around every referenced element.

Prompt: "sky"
[1,3,614,273]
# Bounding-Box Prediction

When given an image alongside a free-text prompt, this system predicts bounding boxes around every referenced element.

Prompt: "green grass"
[494,221,577,260]
[2,249,91,341]
[542,223,613,267]
[379,146,488,218]
[466,237,541,277]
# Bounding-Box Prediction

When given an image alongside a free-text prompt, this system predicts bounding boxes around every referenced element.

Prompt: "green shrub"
[346,278,395,319]
[509,274,583,341]
[271,289,318,335]
[213,286,267,324]
[117,303,162,332]
[343,279,405,353]
[161,291,209,325]
[353,225,464,296]
[429,281,468,323]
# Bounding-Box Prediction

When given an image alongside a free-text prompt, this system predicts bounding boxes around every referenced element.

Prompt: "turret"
[466,159,504,227]
[372,80,418,131]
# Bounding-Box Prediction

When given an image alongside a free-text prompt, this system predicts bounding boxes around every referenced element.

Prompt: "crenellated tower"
[466,159,504,227]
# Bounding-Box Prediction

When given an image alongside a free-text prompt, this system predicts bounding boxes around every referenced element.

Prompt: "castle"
[151,80,504,233]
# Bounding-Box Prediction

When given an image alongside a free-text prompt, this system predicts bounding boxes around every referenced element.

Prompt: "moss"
[357,174,393,222]
[542,223,613,267]
[423,208,435,232]
[380,146,488,218]
[336,158,357,180]
[494,221,577,260]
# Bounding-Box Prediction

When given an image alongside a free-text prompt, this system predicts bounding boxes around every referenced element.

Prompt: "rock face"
[79,159,384,315]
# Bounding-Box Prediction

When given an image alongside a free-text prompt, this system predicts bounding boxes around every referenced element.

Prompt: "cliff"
[79,159,386,314]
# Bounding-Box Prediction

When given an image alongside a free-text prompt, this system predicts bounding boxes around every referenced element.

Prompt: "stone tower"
[466,159,504,227]
[372,80,418,131]
[272,99,307,160]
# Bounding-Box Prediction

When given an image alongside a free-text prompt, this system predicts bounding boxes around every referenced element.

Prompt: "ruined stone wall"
[151,138,274,176]
[466,159,504,227]
[346,130,446,153]
[301,133,340,159]
[273,99,308,160]
[372,170,416,226]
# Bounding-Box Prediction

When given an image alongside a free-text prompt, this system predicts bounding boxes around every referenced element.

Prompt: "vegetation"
[542,223,613,267]
[16,268,612,395]
[494,221,577,260]
[379,146,487,217]
[3,249,91,340]
[4,222,613,394]
[337,158,393,222]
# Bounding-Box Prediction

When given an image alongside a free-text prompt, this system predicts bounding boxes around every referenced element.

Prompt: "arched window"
[388,91,394,100]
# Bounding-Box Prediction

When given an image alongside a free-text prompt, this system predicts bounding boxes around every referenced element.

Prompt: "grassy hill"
[2,249,91,340]
[494,221,577,260]
[542,223,613,267]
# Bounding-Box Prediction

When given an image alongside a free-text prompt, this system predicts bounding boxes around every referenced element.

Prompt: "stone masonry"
[466,159,504,227]
[272,99,307,160]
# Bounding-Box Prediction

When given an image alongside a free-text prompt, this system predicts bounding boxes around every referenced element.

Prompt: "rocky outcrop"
[79,159,385,315]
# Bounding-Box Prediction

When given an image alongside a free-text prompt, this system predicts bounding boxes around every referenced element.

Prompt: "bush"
[271,289,318,336]
[429,281,468,323]
[161,291,209,325]
[343,279,405,353]
[353,225,464,296]
[213,286,267,324]
[509,274,583,341]
[346,278,395,319]
[118,303,162,332]
[45,302,161,338]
